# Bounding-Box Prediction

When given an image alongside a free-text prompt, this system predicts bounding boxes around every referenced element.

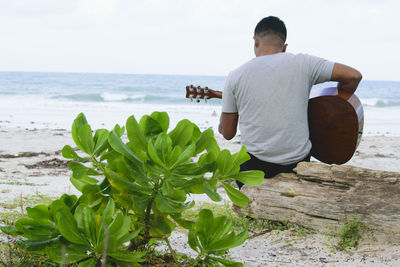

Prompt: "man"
[218,16,362,189]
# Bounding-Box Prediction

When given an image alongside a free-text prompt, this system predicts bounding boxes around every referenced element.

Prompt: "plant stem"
[142,191,156,246]
[164,237,177,264]
[100,220,110,267]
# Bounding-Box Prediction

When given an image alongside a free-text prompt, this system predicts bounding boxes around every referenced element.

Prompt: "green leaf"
[217,150,234,175]
[0,225,21,236]
[155,195,178,213]
[131,195,151,215]
[191,123,201,142]
[168,119,193,147]
[221,182,249,207]
[74,205,97,245]
[87,196,102,208]
[62,145,79,160]
[102,198,115,225]
[71,113,89,153]
[108,251,146,263]
[17,237,59,251]
[147,140,166,168]
[208,256,243,267]
[227,230,248,249]
[171,214,194,229]
[208,232,242,252]
[198,152,217,167]
[166,188,187,202]
[170,143,196,169]
[161,180,173,195]
[108,213,131,239]
[59,194,79,209]
[118,229,140,244]
[139,115,163,137]
[14,218,56,240]
[167,146,182,167]
[195,128,215,154]
[77,258,97,267]
[196,209,213,246]
[124,158,150,186]
[68,162,100,177]
[188,229,200,252]
[150,215,175,236]
[45,243,89,264]
[171,162,211,178]
[201,181,222,202]
[78,124,95,155]
[150,111,169,133]
[108,129,142,164]
[154,133,172,165]
[26,205,50,220]
[93,129,109,156]
[208,216,232,243]
[105,170,151,195]
[70,176,99,192]
[126,115,147,151]
[100,150,120,163]
[231,146,250,168]
[55,208,88,245]
[112,124,125,137]
[229,170,265,186]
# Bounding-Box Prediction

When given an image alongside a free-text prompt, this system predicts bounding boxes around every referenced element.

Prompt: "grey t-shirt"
[222,52,334,165]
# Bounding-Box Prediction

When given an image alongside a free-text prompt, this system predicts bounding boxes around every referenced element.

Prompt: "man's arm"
[331,63,362,94]
[218,112,239,140]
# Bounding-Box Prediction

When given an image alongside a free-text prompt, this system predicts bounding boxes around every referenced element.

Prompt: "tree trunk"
[239,162,400,244]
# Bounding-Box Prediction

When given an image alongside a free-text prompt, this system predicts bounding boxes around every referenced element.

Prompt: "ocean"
[0,71,399,135]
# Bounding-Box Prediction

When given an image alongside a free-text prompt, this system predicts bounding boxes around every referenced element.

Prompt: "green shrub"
[1,112,264,266]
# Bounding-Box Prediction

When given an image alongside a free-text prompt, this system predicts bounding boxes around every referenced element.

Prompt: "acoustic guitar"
[185,85,364,165]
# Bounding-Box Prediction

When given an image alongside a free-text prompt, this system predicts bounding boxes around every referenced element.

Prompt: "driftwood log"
[239,162,400,244]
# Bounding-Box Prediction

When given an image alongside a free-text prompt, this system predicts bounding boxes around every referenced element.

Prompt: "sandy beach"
[0,126,400,266]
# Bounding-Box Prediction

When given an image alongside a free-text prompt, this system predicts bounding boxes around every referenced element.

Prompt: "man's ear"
[282,43,288,52]
[253,36,259,48]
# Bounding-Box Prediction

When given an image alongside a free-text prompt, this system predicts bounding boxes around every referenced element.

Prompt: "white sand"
[0,127,400,266]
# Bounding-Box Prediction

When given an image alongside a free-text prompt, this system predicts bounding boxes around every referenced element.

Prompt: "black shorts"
[237,152,311,189]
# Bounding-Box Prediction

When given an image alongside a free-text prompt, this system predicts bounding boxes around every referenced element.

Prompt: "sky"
[0,0,399,81]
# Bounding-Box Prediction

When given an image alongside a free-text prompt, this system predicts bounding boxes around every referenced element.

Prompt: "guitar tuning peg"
[204,95,208,103]
[189,94,194,102]
[196,95,200,103]
[197,86,201,94]
[189,85,194,92]
[204,86,208,94]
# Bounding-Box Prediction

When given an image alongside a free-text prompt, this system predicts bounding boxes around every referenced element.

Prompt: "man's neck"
[256,45,283,57]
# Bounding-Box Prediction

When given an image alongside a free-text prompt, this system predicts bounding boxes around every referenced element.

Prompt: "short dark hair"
[254,16,287,44]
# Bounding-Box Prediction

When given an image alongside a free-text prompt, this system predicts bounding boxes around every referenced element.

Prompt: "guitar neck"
[185,85,222,102]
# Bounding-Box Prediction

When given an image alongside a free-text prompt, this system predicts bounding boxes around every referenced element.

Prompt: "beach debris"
[24,158,69,169]
[0,152,50,158]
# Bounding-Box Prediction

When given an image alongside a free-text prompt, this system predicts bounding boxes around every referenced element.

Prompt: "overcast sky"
[0,0,399,81]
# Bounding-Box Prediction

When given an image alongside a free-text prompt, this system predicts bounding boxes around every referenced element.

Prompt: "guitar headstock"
[185,85,222,103]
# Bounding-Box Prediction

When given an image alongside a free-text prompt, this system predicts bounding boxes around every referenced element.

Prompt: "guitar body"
[308,87,364,164]
[185,85,364,165]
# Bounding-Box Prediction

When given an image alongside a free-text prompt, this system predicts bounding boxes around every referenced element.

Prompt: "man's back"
[222,52,334,165]
[218,16,361,182]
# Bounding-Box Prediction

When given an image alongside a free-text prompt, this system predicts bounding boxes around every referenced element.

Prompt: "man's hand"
[218,112,239,140]
[331,63,362,94]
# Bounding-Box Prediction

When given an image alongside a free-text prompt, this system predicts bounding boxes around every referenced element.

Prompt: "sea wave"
[360,98,400,107]
[51,92,203,104]
[101,92,131,101]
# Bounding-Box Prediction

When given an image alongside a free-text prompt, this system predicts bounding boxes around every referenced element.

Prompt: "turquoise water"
[0,71,399,134]
[1,71,399,106]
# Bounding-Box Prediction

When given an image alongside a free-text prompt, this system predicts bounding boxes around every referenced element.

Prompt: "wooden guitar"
[185,85,364,165]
